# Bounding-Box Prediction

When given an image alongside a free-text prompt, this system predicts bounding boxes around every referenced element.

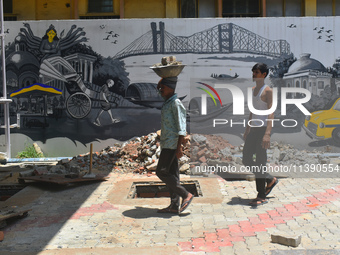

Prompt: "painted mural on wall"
[1,17,340,156]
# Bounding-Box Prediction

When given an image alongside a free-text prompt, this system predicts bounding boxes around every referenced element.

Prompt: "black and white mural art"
[1,17,340,156]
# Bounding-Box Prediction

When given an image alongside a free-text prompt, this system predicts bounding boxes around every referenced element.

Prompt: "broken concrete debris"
[271,231,302,247]
[19,131,334,179]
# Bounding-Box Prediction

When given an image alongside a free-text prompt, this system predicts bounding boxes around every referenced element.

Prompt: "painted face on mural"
[47,30,56,43]
[107,79,115,87]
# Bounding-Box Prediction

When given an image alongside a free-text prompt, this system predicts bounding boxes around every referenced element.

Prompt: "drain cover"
[128,180,202,199]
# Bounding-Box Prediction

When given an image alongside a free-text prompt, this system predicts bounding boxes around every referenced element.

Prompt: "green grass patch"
[16,144,44,158]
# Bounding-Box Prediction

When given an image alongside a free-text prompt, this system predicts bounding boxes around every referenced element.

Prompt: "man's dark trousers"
[156,149,189,209]
[242,127,275,199]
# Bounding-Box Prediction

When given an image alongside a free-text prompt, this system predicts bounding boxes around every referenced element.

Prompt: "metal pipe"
[89,143,93,174]
[1,157,73,164]
[217,0,222,17]
[0,0,11,158]
[73,0,79,20]
[120,0,124,19]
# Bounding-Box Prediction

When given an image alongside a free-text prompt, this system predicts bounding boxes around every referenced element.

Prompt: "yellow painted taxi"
[303,97,340,143]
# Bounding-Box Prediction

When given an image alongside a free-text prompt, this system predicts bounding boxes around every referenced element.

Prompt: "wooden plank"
[17,174,108,185]
[0,209,31,222]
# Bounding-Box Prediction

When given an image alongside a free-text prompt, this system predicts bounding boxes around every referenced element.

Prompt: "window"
[285,0,302,16]
[303,80,307,89]
[3,0,12,14]
[266,0,302,17]
[4,16,17,21]
[181,0,197,18]
[88,0,113,13]
[222,0,260,17]
[266,0,282,16]
[198,0,216,17]
[317,0,332,16]
[336,0,340,15]
[317,0,340,16]
[3,0,16,21]
[318,81,324,89]
[180,0,216,18]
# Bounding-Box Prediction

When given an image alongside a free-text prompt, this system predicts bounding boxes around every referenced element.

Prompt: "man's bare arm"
[262,88,274,149]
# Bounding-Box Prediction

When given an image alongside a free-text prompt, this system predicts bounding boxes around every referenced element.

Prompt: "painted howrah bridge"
[114,22,291,59]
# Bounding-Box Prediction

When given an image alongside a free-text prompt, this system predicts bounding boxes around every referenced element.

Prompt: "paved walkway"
[1,172,340,255]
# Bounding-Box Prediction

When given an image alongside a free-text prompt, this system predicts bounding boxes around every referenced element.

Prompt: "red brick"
[325,189,337,195]
[200,241,221,252]
[276,207,289,213]
[307,196,320,203]
[197,148,208,157]
[204,232,218,241]
[178,241,193,251]
[284,204,296,210]
[199,156,207,163]
[192,238,205,245]
[261,219,286,225]
[213,241,233,247]
[230,231,256,237]
[252,227,267,232]
[240,226,254,233]
[216,228,230,239]
[258,213,270,220]
[228,224,242,232]
[248,216,262,224]
[239,220,251,226]
[229,236,246,242]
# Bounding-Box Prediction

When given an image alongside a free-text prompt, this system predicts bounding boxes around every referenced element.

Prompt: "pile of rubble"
[21,132,336,180]
[189,134,335,177]
[52,131,191,176]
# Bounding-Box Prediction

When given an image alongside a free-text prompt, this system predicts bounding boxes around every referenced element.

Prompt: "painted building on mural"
[283,53,332,97]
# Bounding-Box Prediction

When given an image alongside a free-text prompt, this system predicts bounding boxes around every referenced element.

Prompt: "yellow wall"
[304,0,317,16]
[12,0,120,20]
[13,0,36,20]
[165,0,179,18]
[124,0,166,18]
[35,0,72,20]
[78,0,88,16]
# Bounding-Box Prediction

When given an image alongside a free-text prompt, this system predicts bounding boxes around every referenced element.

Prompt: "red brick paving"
[178,185,340,252]
[70,201,119,220]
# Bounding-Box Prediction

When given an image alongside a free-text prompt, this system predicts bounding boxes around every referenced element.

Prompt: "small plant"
[16,144,44,158]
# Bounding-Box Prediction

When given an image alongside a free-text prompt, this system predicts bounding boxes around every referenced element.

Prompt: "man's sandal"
[249,198,268,206]
[157,206,179,214]
[266,178,279,196]
[179,193,194,213]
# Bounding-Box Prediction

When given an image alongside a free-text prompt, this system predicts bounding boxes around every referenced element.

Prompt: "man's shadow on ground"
[122,206,190,219]
[227,196,276,209]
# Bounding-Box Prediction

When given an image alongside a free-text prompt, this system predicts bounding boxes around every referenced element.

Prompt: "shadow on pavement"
[122,206,190,219]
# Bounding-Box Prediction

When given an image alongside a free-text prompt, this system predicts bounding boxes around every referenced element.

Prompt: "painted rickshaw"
[39,56,118,119]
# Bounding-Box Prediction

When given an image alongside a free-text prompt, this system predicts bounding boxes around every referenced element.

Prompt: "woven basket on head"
[150,64,185,78]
